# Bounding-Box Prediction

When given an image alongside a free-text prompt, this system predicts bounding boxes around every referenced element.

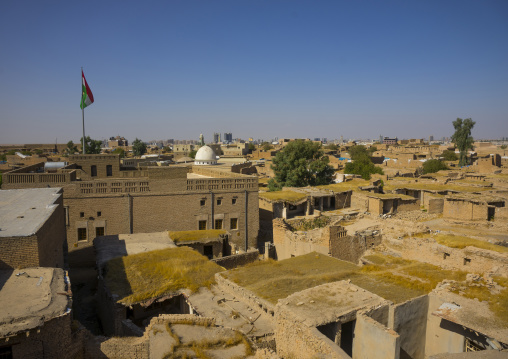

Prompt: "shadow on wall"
[0,265,13,292]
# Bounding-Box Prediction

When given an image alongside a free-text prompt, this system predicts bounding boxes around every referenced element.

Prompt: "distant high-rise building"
[213,133,221,143]
[340,136,344,144]
[429,135,434,142]
[224,132,233,143]
[379,135,383,144]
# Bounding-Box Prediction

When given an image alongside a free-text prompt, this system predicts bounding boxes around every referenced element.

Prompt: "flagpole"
[81,67,86,155]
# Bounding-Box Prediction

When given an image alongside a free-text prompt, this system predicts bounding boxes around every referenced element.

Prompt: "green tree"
[189,150,197,159]
[324,143,338,151]
[0,154,6,162]
[112,147,125,158]
[422,159,449,174]
[441,150,458,161]
[344,145,384,180]
[248,143,256,152]
[65,141,78,155]
[163,146,172,153]
[80,136,102,154]
[451,118,475,166]
[501,145,507,150]
[132,138,147,157]
[269,140,334,190]
[262,142,273,151]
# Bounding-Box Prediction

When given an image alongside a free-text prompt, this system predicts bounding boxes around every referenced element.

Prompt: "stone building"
[2,154,259,256]
[0,188,66,269]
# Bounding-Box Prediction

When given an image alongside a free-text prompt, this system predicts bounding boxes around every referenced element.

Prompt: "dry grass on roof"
[366,192,415,200]
[383,182,491,193]
[434,234,508,254]
[258,190,307,203]
[169,229,226,243]
[317,179,370,192]
[104,247,224,305]
[224,252,469,304]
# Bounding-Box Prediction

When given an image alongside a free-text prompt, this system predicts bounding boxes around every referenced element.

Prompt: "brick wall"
[443,199,487,221]
[0,236,39,269]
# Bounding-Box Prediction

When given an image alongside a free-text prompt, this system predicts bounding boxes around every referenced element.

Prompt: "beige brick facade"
[3,155,259,255]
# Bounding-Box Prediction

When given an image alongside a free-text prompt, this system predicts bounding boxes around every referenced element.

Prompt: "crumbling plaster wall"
[388,295,429,359]
[383,237,508,276]
[352,314,400,359]
[424,294,465,357]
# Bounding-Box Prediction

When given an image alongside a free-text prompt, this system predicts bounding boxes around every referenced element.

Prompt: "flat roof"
[0,267,69,337]
[0,188,62,237]
[94,232,176,272]
[278,281,388,327]
[431,291,508,344]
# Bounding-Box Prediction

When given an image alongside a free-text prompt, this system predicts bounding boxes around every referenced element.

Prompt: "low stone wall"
[384,237,508,276]
[215,273,276,319]
[211,250,259,269]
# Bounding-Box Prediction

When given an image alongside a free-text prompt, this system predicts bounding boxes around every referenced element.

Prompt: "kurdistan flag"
[80,70,94,109]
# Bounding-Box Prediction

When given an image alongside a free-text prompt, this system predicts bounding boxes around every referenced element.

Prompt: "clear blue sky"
[1,0,507,144]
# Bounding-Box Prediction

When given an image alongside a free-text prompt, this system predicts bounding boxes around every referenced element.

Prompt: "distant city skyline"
[1,0,507,144]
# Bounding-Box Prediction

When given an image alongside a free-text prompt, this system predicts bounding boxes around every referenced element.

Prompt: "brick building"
[0,188,66,269]
[2,154,259,255]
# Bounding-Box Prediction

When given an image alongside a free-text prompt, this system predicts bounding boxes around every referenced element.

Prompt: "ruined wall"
[352,314,400,359]
[335,191,352,209]
[330,233,382,264]
[275,305,351,359]
[272,219,331,260]
[176,240,223,259]
[351,192,368,211]
[215,273,275,318]
[424,294,465,357]
[211,250,259,269]
[388,295,429,359]
[383,237,508,276]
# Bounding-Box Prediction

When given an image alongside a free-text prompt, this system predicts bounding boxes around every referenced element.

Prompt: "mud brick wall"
[1,313,73,359]
[211,250,259,269]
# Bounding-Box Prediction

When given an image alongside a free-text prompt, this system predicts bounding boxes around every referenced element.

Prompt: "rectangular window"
[96,227,104,237]
[200,199,206,206]
[217,199,222,206]
[97,211,101,217]
[106,165,113,176]
[232,198,237,204]
[198,220,207,230]
[215,219,223,229]
[230,218,238,230]
[64,206,69,226]
[77,228,87,241]
[91,165,97,177]
[80,212,84,218]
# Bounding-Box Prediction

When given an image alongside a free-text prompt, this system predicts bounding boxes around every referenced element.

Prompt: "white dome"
[194,145,217,165]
